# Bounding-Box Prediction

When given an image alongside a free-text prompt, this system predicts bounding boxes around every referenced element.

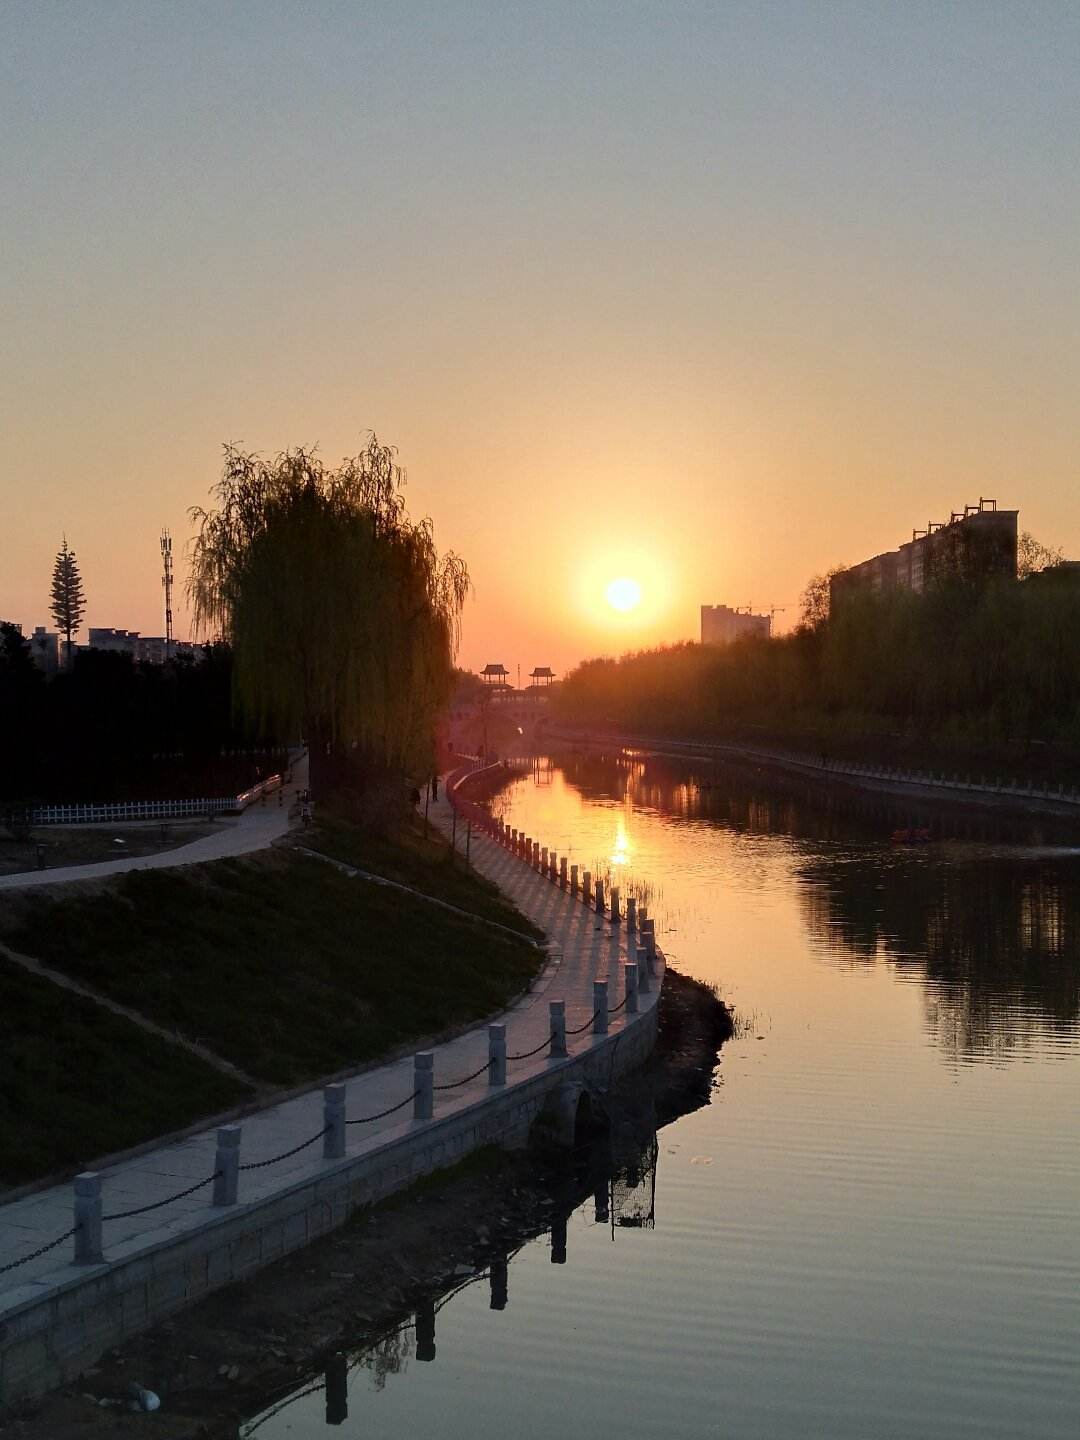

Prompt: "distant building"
[831,498,1017,610]
[88,627,140,656]
[28,626,63,675]
[480,663,511,696]
[700,605,771,646]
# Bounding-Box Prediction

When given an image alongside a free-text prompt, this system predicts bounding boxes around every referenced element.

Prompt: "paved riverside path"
[0,784,641,1307]
[0,756,309,893]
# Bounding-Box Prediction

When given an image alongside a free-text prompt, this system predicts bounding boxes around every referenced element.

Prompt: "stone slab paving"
[0,756,309,893]
[0,774,649,1307]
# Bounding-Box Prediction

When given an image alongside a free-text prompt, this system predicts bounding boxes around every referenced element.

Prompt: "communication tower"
[160,529,174,660]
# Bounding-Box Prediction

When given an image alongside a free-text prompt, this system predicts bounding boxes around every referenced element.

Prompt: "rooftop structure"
[480,663,510,687]
[830,498,1018,610]
[700,605,771,647]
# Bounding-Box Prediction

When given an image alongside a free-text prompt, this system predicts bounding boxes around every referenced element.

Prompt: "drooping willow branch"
[188,436,469,774]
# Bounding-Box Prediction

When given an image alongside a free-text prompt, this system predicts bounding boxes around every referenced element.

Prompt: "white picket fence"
[31,773,284,826]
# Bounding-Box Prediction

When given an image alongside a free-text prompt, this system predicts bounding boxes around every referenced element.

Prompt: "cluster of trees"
[557,563,1080,765]
[0,631,280,804]
[2,435,467,821]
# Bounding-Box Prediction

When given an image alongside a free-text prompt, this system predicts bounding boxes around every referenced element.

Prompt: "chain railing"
[1,761,656,1286]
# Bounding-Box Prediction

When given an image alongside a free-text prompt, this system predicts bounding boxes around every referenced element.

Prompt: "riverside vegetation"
[557,570,1080,783]
[0,814,542,1187]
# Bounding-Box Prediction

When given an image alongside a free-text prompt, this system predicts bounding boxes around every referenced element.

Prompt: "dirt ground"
[3,969,731,1439]
[0,824,221,877]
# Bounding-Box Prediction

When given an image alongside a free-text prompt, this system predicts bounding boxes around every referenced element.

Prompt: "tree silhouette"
[49,538,86,665]
[188,436,469,803]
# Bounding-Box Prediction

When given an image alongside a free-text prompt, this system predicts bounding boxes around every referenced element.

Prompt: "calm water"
[249,750,1080,1439]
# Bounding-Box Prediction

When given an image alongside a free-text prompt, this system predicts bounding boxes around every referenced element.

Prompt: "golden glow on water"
[258,752,1080,1440]
[610,813,632,870]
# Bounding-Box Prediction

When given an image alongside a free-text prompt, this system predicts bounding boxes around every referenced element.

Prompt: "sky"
[2,1,1078,676]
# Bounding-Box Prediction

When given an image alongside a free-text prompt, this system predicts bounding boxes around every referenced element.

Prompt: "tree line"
[0,632,280,805]
[556,568,1080,774]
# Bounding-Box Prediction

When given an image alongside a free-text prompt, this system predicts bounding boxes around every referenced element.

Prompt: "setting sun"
[606,577,642,613]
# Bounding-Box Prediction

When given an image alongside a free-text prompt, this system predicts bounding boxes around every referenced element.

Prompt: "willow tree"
[188,437,469,799]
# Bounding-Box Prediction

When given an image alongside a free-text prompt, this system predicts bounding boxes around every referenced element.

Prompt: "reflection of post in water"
[415,1298,436,1362]
[594,1176,610,1226]
[490,1253,508,1310]
[550,1211,568,1265]
[325,1352,348,1425]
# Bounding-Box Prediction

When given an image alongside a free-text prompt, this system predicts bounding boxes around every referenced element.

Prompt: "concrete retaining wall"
[0,998,658,1402]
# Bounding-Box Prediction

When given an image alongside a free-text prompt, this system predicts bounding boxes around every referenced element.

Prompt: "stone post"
[73,1172,103,1265]
[626,896,637,931]
[642,917,656,963]
[414,1052,434,1120]
[637,945,651,995]
[595,878,605,914]
[570,864,579,896]
[610,886,621,923]
[593,978,608,1034]
[540,846,548,875]
[624,962,638,1014]
[212,1125,241,1207]
[549,1000,567,1057]
[488,1023,506,1086]
[559,856,568,888]
[583,870,592,903]
[323,1083,346,1160]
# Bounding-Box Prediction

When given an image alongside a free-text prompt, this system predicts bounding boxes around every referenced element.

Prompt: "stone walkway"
[0,778,650,1310]
[0,756,309,893]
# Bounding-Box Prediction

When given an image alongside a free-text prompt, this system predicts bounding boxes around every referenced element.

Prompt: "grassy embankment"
[0,815,542,1187]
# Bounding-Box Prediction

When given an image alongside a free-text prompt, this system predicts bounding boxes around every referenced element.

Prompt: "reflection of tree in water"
[549,749,1078,849]
[798,852,1080,1060]
[353,1324,413,1391]
[548,749,1080,1060]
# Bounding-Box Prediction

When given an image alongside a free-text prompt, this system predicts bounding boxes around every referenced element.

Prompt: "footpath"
[0,767,661,1402]
[0,756,310,894]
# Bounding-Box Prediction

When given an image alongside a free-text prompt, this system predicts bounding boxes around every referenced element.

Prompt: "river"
[246,748,1080,1438]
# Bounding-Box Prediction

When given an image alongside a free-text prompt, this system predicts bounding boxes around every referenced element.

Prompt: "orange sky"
[3,4,1078,678]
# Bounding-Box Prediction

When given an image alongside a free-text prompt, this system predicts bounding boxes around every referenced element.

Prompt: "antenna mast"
[160,528,174,660]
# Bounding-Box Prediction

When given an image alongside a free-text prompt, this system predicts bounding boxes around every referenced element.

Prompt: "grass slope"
[299,812,544,940]
[2,845,543,1092]
[0,958,249,1186]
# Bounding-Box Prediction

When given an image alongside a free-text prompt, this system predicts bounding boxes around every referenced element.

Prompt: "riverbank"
[547,724,1080,820]
[6,968,728,1439]
[0,780,664,1407]
[0,814,542,1187]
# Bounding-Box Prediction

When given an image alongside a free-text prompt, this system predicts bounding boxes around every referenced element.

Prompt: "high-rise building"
[700,605,771,646]
[830,499,1018,610]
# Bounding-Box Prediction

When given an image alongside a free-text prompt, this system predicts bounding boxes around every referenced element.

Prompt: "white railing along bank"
[545,726,1080,809]
[29,750,305,825]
